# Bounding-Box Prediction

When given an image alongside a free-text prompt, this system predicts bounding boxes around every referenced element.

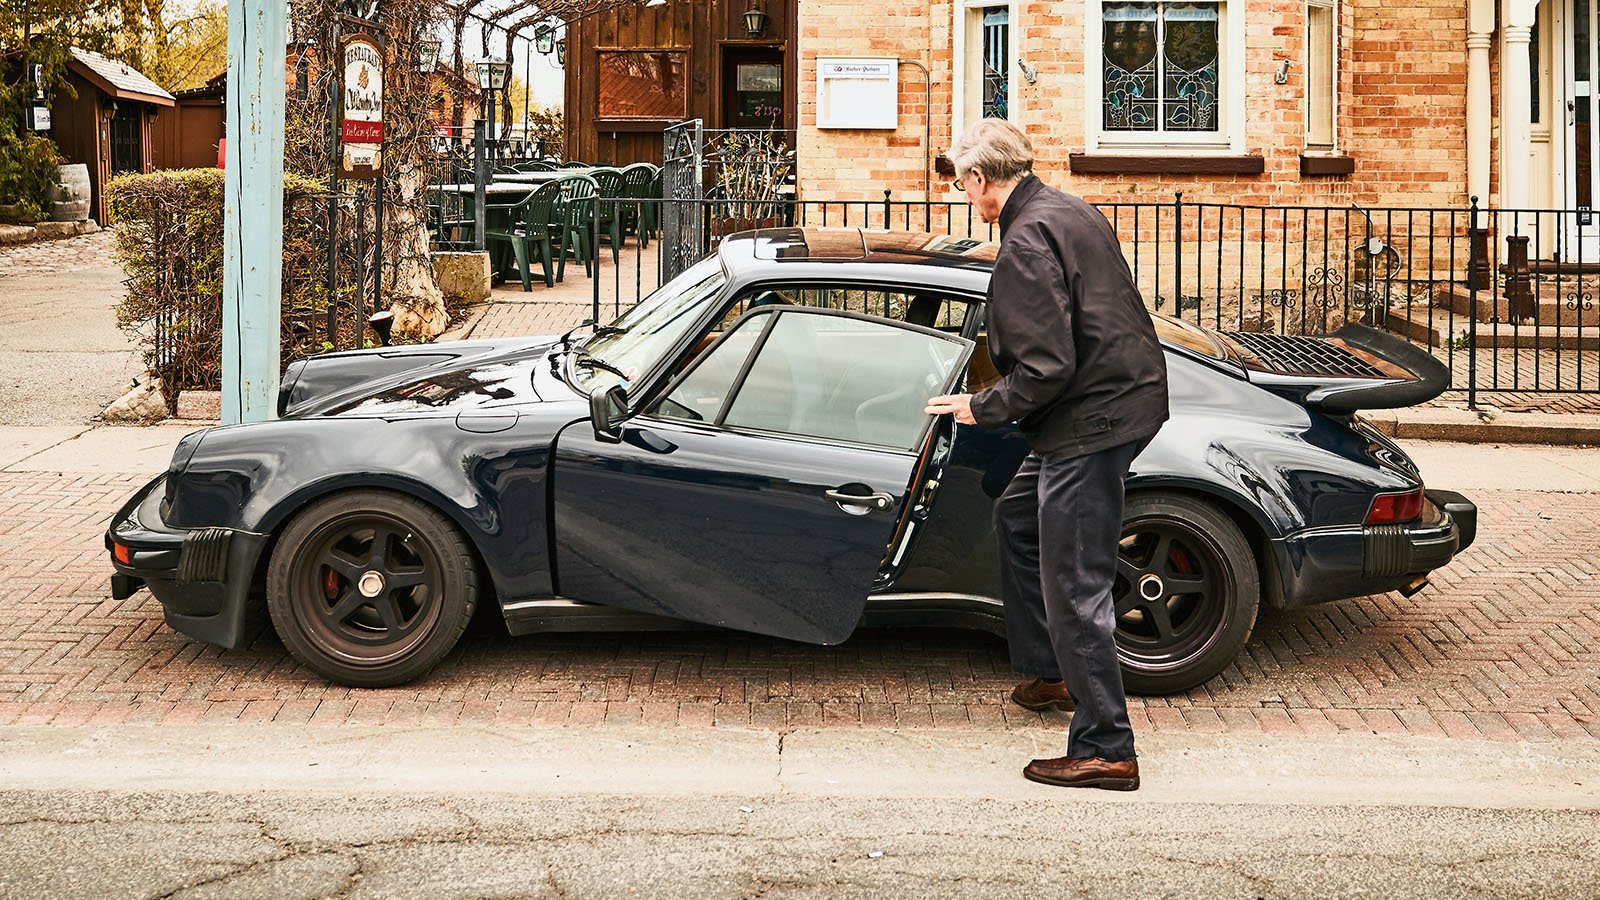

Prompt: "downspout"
[898,58,932,229]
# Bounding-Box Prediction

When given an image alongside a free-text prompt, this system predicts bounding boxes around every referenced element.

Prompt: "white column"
[1467,0,1494,205]
[1500,0,1539,219]
[222,0,288,424]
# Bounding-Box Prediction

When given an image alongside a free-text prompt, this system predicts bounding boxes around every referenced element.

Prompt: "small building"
[562,0,798,165]
[49,48,175,225]
[153,74,226,171]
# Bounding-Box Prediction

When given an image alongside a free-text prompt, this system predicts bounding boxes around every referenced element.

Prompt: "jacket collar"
[998,173,1044,236]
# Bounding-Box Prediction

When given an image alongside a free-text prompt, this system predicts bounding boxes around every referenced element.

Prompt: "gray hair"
[948,118,1034,184]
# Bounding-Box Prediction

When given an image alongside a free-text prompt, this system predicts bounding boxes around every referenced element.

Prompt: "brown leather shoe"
[1023,756,1140,791]
[1010,678,1075,712]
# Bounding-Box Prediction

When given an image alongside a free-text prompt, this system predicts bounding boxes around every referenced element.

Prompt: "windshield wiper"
[573,351,628,380]
[591,325,627,338]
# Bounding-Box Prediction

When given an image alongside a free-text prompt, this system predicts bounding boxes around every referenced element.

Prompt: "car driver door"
[551,306,974,644]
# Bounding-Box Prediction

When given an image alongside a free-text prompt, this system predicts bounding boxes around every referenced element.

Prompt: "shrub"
[0,131,64,224]
[109,168,369,405]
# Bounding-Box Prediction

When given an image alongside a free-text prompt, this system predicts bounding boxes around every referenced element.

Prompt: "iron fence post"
[1467,196,1480,410]
[473,120,488,252]
[372,174,384,335]
[1172,192,1185,319]
[883,189,892,230]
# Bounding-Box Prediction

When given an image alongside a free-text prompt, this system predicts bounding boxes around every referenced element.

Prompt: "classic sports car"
[107,228,1476,693]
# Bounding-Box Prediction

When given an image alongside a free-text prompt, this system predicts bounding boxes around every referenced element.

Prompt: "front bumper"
[1271,488,1477,608]
[105,476,269,649]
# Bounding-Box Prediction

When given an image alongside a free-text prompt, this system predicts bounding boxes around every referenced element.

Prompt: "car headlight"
[162,429,208,510]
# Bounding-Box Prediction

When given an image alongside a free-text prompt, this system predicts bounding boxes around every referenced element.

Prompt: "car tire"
[267,490,478,688]
[1114,493,1259,695]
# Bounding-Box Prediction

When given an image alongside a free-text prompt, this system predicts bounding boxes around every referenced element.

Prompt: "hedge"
[109,168,368,404]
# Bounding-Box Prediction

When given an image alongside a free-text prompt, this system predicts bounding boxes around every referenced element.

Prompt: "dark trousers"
[995,439,1146,761]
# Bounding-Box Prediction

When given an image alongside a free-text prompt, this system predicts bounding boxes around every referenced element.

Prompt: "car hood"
[285,338,560,418]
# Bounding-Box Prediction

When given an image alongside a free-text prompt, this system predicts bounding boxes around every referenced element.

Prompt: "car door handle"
[825,489,895,513]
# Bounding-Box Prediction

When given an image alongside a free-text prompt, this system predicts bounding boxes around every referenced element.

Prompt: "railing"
[584,192,1600,398]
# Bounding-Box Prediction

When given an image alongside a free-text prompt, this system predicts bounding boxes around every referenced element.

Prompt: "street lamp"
[476,58,512,150]
[555,38,567,67]
[417,39,441,74]
[534,22,556,56]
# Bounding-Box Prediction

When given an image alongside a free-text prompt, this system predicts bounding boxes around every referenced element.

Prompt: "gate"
[660,118,705,282]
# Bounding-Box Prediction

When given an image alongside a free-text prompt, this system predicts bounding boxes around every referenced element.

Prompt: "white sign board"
[340,34,384,179]
[816,57,898,130]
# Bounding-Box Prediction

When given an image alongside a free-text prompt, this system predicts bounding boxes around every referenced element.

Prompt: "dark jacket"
[969,175,1170,459]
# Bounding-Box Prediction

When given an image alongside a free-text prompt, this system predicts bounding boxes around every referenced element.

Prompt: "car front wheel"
[1114,493,1259,695]
[267,491,479,688]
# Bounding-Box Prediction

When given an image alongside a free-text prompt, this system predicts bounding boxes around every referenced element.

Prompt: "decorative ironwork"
[1567,289,1596,312]
[661,119,706,282]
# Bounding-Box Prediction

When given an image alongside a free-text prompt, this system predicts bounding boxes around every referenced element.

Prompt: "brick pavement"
[1,470,1596,741]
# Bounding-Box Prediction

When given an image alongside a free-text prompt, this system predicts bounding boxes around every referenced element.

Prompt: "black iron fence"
[585,192,1600,399]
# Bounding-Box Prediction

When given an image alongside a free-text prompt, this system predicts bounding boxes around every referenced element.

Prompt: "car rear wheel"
[1115,494,1258,695]
[267,491,478,688]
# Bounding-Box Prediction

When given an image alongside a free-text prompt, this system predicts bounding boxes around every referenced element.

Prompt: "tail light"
[1367,488,1424,525]
[112,542,132,565]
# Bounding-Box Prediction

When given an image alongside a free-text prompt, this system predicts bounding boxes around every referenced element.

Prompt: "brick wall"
[797,0,1472,210]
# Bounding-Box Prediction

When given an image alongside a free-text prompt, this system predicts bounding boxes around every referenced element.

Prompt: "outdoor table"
[431,182,539,196]
[494,168,605,183]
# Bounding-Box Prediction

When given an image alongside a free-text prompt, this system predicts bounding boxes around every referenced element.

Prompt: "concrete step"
[1385,306,1600,350]
[1430,283,1600,328]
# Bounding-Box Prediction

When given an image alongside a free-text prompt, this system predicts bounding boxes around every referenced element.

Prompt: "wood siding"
[562,0,797,166]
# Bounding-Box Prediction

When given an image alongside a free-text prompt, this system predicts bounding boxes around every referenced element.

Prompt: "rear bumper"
[105,476,268,649]
[1272,488,1476,608]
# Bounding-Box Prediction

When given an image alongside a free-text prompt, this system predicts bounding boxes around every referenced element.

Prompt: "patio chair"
[554,175,598,280]
[519,160,557,172]
[561,161,591,169]
[618,163,656,249]
[640,167,663,240]
[484,181,564,291]
[588,168,625,266]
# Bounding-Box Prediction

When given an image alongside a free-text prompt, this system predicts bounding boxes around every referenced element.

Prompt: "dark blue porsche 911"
[106,228,1476,693]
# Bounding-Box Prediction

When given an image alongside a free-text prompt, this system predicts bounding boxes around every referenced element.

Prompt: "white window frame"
[952,0,1022,136]
[1084,0,1245,153]
[1305,0,1339,152]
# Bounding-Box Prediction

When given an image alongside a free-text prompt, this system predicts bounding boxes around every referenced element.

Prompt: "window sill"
[1300,154,1355,176]
[595,119,677,133]
[1068,154,1265,176]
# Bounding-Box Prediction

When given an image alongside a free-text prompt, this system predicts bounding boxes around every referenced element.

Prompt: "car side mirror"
[589,384,628,443]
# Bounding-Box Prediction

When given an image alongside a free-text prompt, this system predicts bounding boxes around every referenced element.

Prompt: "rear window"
[1151,314,1233,361]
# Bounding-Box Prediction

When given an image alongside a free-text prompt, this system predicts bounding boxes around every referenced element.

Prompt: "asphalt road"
[0,232,142,426]
[1,725,1597,899]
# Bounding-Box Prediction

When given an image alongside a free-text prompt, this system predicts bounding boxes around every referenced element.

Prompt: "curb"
[1367,407,1600,447]
[436,302,493,343]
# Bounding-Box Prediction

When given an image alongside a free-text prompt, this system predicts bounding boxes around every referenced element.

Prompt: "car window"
[656,311,770,423]
[573,256,727,392]
[713,286,970,333]
[721,311,967,451]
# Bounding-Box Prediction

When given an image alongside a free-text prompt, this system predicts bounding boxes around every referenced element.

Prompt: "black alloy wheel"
[1114,494,1259,695]
[267,491,478,688]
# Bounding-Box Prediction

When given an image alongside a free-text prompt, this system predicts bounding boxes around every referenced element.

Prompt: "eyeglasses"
[952,172,969,192]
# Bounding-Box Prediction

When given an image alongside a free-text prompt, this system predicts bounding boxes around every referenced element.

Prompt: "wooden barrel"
[49,164,92,222]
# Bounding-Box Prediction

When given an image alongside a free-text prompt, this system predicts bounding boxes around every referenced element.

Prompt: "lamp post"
[476,57,511,149]
[418,39,441,73]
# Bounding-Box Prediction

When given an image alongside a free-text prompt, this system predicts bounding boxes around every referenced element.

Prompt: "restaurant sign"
[340,35,384,178]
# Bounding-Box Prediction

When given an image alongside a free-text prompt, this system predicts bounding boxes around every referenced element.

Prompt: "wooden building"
[153,74,226,171]
[562,0,797,165]
[49,48,175,225]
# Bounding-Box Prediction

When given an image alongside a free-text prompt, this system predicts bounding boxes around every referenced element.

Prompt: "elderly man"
[927,119,1169,791]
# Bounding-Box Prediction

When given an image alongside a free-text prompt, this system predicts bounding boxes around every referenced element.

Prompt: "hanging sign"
[340,34,384,179]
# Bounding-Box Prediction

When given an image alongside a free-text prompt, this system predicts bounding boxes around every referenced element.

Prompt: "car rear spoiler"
[1218,323,1451,414]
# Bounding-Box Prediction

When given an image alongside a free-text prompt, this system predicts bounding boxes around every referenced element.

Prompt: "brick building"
[793,0,1552,223]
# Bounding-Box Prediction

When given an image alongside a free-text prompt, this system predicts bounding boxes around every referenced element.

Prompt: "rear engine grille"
[1221,332,1387,378]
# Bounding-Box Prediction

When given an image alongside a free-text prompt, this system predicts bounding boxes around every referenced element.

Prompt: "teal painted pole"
[222,0,288,424]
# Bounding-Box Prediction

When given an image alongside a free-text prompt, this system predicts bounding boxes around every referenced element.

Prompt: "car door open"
[551,306,975,644]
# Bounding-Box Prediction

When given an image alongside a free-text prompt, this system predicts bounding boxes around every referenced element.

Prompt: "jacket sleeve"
[969,242,1078,429]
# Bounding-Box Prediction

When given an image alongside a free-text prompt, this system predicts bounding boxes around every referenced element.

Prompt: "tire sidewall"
[1117,493,1259,695]
[267,491,478,688]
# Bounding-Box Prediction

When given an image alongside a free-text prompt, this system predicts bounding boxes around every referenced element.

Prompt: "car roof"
[717,227,1000,295]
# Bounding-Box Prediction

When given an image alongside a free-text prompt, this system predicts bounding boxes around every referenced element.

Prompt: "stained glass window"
[1102,1,1220,133]
[982,8,1010,119]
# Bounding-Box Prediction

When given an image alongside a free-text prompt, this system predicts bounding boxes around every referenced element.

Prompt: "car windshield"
[572,257,728,391]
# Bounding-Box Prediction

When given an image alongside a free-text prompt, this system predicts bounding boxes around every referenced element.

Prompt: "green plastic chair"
[588,168,625,265]
[484,181,564,291]
[561,161,590,169]
[555,175,598,280]
[618,163,656,249]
